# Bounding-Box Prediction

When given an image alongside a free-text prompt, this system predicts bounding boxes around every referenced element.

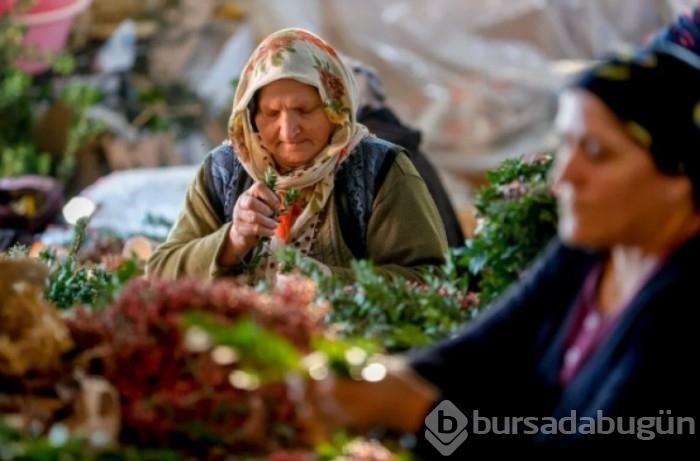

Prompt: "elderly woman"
[295,43,700,456]
[146,28,448,284]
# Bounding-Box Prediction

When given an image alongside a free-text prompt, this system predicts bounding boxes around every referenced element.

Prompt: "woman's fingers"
[235,211,276,237]
[223,181,283,263]
[233,185,281,240]
[248,181,281,211]
[241,194,275,217]
[249,206,278,233]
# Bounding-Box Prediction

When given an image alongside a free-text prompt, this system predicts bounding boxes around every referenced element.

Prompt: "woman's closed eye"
[580,136,603,161]
[296,104,323,116]
[259,107,318,119]
[555,134,605,162]
[259,109,279,118]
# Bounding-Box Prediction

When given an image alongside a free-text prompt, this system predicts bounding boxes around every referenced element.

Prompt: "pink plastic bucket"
[1,0,73,14]
[27,0,75,14]
[0,0,17,14]
[14,0,92,74]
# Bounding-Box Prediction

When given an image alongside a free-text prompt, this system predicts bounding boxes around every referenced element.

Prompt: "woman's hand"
[287,358,439,436]
[219,182,280,267]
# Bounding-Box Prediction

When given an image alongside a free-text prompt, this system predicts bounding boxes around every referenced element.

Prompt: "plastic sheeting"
[239,0,693,205]
[78,165,198,240]
[67,0,696,237]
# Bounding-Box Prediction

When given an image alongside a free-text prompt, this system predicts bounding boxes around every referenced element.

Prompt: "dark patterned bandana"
[570,43,700,188]
[646,6,700,57]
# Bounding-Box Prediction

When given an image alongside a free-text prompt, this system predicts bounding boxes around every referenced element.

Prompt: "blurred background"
[1,0,694,250]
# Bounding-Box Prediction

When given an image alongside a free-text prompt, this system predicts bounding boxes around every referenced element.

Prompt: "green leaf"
[181,312,302,382]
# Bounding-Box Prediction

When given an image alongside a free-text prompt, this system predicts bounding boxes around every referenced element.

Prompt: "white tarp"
[79,165,198,239]
[73,0,694,236]
[240,0,692,196]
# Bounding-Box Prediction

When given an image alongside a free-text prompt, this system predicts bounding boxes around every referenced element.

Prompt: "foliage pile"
[0,152,559,459]
[62,276,323,459]
[454,152,558,306]
[275,152,558,350]
[277,250,478,352]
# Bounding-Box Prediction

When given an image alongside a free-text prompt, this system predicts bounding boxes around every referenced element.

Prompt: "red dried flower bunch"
[65,276,326,459]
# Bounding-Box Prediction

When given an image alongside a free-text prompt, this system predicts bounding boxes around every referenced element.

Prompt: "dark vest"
[203,137,403,259]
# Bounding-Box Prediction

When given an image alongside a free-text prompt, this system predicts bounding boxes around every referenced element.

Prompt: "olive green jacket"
[146,151,448,284]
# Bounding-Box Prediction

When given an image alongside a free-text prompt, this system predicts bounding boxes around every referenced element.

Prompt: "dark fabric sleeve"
[407,238,699,458]
[406,240,597,445]
[362,152,449,283]
[403,241,589,458]
[145,162,241,280]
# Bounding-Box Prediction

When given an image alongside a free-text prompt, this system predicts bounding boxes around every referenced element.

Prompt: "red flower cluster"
[319,68,345,103]
[65,276,325,459]
[247,35,296,76]
[276,194,305,242]
[294,29,339,58]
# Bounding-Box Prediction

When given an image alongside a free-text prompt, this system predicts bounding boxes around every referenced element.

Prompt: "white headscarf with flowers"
[227,28,369,280]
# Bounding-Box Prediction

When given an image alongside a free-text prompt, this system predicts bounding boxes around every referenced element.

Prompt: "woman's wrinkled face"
[551,89,694,250]
[254,78,335,172]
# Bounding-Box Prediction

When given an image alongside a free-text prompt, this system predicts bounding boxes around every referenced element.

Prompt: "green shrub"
[454,152,558,306]
[0,8,103,187]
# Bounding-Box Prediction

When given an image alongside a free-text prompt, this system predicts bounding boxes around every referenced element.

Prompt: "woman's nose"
[279,112,300,141]
[551,145,583,195]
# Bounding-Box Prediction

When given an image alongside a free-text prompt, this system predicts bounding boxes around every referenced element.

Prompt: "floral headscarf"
[227,28,369,280]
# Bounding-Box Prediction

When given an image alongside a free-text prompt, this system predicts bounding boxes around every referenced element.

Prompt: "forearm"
[217,223,255,268]
[372,361,440,433]
[146,166,245,280]
[318,358,440,434]
[146,224,236,280]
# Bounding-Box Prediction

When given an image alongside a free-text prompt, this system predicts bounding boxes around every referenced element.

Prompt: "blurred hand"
[287,357,439,436]
[285,373,337,446]
[121,235,153,261]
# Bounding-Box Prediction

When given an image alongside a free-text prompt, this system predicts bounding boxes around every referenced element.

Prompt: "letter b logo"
[439,410,458,433]
[425,400,468,456]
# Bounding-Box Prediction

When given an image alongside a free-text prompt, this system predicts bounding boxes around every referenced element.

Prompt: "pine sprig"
[38,217,141,309]
[272,152,557,350]
[276,247,478,352]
